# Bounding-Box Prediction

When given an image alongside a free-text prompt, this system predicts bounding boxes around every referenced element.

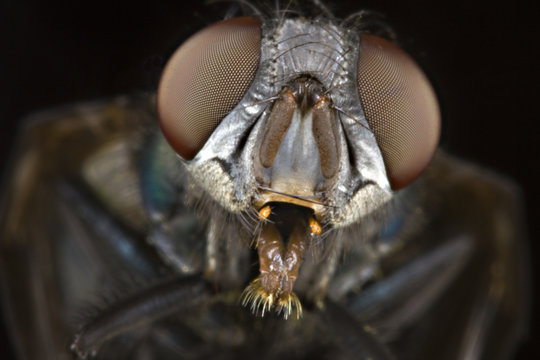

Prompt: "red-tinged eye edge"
[357,34,441,190]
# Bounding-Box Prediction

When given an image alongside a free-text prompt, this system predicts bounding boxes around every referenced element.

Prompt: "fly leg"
[57,179,166,278]
[70,275,211,359]
[318,299,396,360]
[58,180,218,359]
[347,236,474,341]
[339,166,528,360]
[204,216,251,289]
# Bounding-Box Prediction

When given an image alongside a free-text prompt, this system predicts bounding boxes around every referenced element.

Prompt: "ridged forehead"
[261,18,353,90]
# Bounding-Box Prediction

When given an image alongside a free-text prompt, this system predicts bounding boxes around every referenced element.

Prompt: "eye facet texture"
[158,17,261,159]
[357,34,441,190]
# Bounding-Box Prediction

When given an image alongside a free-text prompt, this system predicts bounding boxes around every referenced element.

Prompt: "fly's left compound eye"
[157,17,261,160]
[357,34,441,190]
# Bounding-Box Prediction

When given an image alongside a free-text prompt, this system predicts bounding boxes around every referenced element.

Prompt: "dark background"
[0,0,537,358]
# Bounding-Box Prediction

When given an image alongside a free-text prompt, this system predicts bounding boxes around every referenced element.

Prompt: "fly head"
[156,10,440,317]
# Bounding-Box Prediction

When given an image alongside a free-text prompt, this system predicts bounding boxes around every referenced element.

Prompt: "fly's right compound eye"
[157,17,261,160]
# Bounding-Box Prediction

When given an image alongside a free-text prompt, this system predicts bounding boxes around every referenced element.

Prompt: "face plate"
[183,16,392,229]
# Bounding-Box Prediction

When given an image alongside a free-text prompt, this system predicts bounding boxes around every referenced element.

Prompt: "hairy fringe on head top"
[210,0,396,40]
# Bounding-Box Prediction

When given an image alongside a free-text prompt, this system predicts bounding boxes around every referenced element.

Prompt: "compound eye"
[357,34,440,189]
[157,17,261,159]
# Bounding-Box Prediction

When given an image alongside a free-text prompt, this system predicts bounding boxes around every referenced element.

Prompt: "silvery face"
[183,17,392,228]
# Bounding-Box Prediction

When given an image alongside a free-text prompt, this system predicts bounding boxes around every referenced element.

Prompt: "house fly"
[0,1,528,359]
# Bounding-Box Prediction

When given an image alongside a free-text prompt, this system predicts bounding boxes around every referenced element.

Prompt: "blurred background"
[0,0,537,358]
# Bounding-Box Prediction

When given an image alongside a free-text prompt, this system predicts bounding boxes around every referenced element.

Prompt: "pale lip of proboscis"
[253,188,326,218]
